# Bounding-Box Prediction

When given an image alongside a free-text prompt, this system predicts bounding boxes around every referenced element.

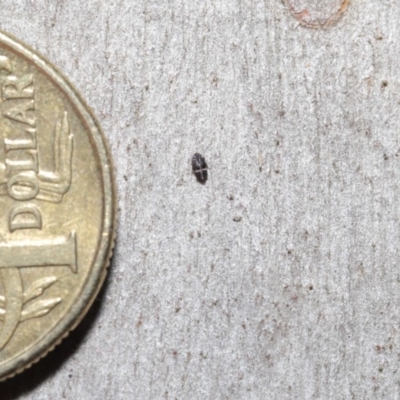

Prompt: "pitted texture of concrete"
[1,1,400,399]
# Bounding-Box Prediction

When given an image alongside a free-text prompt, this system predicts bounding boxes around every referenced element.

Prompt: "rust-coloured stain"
[283,0,351,29]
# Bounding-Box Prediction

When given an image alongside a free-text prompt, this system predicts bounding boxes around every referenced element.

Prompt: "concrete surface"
[1,1,400,399]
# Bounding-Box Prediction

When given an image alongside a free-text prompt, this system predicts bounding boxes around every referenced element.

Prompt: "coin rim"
[0,29,117,381]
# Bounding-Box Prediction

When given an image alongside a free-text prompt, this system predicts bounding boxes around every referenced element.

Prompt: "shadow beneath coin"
[0,255,116,400]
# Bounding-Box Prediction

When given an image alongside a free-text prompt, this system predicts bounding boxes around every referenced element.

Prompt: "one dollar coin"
[0,30,116,380]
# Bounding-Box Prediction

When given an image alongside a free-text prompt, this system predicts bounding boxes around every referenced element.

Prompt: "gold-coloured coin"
[0,30,116,380]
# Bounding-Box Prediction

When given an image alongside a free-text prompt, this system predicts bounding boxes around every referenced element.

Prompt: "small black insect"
[192,153,208,184]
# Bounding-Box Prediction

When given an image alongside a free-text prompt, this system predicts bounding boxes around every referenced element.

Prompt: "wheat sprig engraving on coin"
[0,31,116,381]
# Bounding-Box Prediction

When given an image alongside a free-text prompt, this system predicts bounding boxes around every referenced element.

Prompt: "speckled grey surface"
[1,1,400,399]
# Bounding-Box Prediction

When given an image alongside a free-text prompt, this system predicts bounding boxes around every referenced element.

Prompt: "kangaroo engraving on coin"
[0,31,116,380]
